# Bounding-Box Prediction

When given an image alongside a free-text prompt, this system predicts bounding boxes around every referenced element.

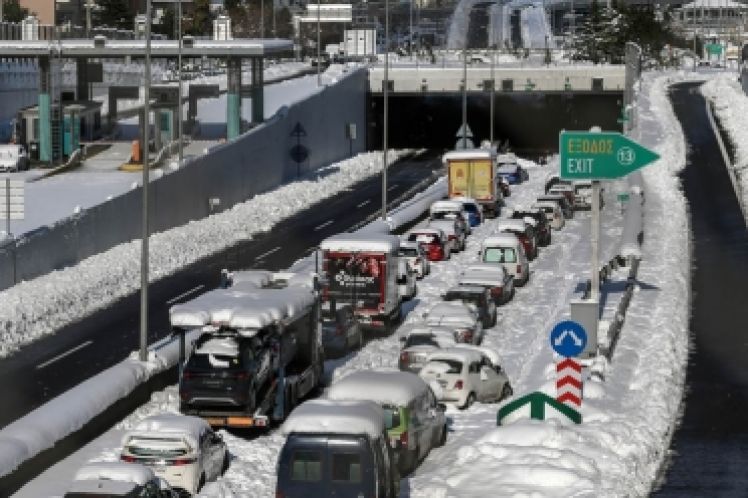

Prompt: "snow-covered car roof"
[430,200,465,213]
[126,414,211,450]
[538,194,567,202]
[496,219,528,232]
[481,234,521,249]
[320,233,400,253]
[169,286,315,329]
[532,201,560,211]
[427,219,458,235]
[281,399,385,438]
[406,228,445,238]
[326,370,433,407]
[229,270,272,287]
[453,344,503,367]
[71,462,155,491]
[426,301,477,318]
[426,347,484,365]
[495,153,518,164]
[399,240,422,251]
[442,149,493,162]
[549,184,573,192]
[460,264,507,286]
[446,284,487,295]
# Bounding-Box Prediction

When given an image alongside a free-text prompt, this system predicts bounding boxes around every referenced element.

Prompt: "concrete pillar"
[76,58,89,101]
[39,56,51,163]
[251,57,264,124]
[226,56,242,140]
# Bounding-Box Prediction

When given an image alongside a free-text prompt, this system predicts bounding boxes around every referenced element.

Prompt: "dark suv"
[179,330,278,414]
[511,209,552,247]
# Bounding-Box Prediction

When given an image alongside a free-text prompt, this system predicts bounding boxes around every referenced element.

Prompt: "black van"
[276,400,399,498]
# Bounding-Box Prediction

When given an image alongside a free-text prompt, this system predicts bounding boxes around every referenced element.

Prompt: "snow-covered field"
[700,75,748,221]
[0,150,409,359]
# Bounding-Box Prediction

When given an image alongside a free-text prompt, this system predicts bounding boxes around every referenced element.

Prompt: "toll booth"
[17,101,102,161]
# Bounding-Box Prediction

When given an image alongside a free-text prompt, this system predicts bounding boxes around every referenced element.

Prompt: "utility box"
[570,299,599,358]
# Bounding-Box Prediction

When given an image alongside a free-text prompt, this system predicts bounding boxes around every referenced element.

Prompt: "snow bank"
[700,75,748,221]
[0,150,411,359]
[0,328,202,478]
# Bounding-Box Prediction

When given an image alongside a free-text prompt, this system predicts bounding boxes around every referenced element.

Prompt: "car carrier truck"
[170,270,324,428]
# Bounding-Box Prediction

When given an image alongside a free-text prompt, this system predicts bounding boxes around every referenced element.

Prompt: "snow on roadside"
[408,72,691,497]
[700,75,748,219]
[0,150,410,359]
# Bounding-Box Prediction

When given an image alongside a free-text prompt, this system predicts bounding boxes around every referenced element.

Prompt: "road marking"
[314,220,334,231]
[166,284,206,305]
[255,246,281,260]
[37,340,93,370]
[387,184,399,191]
[357,199,371,208]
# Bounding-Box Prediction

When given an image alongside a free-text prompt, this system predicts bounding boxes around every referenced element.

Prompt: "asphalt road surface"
[654,83,748,496]
[0,151,443,430]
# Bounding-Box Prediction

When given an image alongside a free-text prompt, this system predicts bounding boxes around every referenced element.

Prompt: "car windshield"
[483,247,517,263]
[399,248,419,257]
[427,359,463,374]
[331,452,362,483]
[463,204,478,213]
[382,405,402,429]
[404,335,439,348]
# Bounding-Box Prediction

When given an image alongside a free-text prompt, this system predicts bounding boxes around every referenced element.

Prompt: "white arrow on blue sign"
[549,320,588,358]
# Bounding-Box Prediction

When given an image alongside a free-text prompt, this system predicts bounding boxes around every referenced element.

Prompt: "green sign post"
[559,131,660,180]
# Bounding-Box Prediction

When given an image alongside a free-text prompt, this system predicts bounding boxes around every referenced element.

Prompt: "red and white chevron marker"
[556,357,583,408]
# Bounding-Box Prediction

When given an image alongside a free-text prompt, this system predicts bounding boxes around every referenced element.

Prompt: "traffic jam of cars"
[62,148,594,498]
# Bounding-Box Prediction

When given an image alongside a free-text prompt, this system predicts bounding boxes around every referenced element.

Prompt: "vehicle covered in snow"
[120,414,227,495]
[419,348,512,409]
[442,285,497,328]
[421,301,484,344]
[398,240,431,278]
[511,208,552,247]
[398,324,460,373]
[538,193,574,219]
[321,303,362,356]
[495,153,529,185]
[171,270,324,428]
[64,462,177,498]
[320,233,404,333]
[451,196,484,227]
[404,228,452,261]
[429,199,471,235]
[458,264,515,306]
[531,201,565,230]
[325,370,447,474]
[277,399,400,498]
[443,149,503,218]
[479,235,530,286]
[496,218,538,260]
[427,217,466,252]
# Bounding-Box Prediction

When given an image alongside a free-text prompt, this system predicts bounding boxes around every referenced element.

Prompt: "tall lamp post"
[316,0,321,86]
[461,43,467,148]
[140,0,153,361]
[382,0,389,219]
[177,0,183,167]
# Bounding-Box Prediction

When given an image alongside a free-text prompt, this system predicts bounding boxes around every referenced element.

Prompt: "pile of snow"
[700,75,748,220]
[0,150,410,359]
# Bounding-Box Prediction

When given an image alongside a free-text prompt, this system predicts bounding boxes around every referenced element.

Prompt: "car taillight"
[121,455,136,462]
[400,431,409,448]
[448,234,456,240]
[490,287,503,298]
[516,265,522,274]
[171,458,197,466]
[459,329,473,342]
[415,257,421,264]
[322,286,329,300]
[400,352,410,365]
[235,371,249,380]
[335,324,345,336]
[454,380,464,390]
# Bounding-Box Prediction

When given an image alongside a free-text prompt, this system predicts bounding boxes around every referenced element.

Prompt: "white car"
[120,414,228,495]
[398,240,431,278]
[421,301,484,344]
[430,199,471,235]
[479,235,530,286]
[65,462,178,497]
[419,348,511,409]
[459,263,515,305]
[398,324,459,373]
[532,201,565,230]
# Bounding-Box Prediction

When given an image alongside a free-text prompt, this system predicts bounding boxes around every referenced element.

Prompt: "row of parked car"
[62,150,594,498]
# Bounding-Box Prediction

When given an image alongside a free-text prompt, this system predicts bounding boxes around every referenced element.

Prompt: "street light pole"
[490,44,495,144]
[177,0,183,167]
[382,0,389,220]
[409,0,413,58]
[461,43,467,148]
[261,0,265,38]
[140,0,153,362]
[316,0,321,86]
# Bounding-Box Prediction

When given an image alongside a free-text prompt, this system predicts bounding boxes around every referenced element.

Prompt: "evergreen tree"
[2,0,28,23]
[93,0,133,29]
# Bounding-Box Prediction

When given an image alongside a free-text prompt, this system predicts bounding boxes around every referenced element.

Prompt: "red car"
[405,228,451,261]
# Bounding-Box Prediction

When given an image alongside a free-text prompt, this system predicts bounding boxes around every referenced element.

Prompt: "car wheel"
[460,392,476,410]
[437,424,447,447]
[502,383,514,400]
[198,474,206,492]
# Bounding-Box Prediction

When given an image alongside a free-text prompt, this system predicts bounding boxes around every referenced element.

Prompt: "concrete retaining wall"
[0,68,367,290]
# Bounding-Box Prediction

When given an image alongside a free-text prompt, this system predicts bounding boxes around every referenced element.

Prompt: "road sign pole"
[556,357,583,408]
[591,180,600,300]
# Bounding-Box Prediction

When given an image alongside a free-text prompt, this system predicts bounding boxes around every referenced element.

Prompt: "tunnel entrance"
[367,92,623,156]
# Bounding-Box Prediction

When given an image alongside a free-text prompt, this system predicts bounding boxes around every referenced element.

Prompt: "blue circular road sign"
[549,320,588,357]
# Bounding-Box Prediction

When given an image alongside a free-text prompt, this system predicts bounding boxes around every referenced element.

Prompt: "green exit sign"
[559,131,660,180]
